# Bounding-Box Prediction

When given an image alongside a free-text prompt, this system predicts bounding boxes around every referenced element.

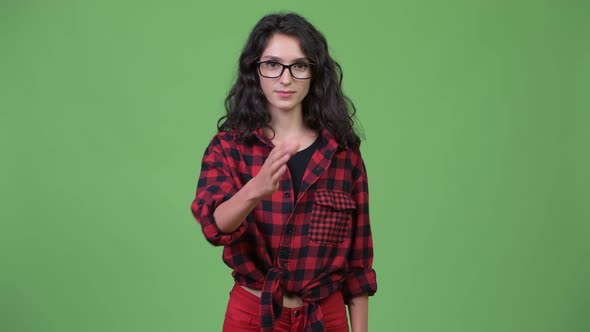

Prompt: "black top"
[287,136,321,200]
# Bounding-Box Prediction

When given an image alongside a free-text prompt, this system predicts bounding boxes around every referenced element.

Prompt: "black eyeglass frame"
[256,61,315,79]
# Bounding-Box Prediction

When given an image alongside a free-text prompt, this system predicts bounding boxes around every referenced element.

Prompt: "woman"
[191,12,377,332]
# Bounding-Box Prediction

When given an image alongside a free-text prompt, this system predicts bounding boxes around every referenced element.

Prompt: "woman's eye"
[293,63,309,71]
[266,62,280,68]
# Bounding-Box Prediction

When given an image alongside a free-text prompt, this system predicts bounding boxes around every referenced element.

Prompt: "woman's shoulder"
[337,139,366,171]
[207,129,240,145]
[206,129,260,151]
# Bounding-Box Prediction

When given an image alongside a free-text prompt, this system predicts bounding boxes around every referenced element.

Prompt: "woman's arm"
[212,180,261,233]
[348,293,369,332]
[343,149,376,331]
[213,141,299,233]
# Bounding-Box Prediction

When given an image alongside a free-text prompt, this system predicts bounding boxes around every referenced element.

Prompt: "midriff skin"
[241,285,304,308]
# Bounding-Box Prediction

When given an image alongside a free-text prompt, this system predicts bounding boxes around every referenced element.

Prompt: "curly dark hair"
[217,12,361,148]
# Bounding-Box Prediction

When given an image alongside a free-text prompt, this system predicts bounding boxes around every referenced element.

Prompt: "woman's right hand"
[249,141,299,200]
[212,141,299,233]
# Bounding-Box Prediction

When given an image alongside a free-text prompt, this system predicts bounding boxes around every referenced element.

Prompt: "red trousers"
[223,283,349,332]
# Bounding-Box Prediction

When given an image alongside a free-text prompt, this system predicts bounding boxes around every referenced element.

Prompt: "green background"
[1,1,589,331]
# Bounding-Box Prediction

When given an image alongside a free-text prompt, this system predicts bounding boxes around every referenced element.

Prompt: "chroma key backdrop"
[1,1,588,331]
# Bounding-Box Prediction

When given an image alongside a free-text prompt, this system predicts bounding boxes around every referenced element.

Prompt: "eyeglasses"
[257,61,314,79]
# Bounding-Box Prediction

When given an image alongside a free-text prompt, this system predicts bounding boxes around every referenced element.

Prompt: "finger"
[268,152,292,175]
[267,142,295,163]
[272,164,288,183]
[283,141,300,155]
[264,147,280,165]
[266,143,292,165]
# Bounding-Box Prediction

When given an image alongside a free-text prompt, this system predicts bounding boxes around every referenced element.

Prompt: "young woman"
[191,12,377,332]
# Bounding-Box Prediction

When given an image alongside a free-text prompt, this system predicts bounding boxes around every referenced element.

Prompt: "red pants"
[223,283,349,332]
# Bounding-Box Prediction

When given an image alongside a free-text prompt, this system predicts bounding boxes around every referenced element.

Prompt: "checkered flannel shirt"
[191,128,377,331]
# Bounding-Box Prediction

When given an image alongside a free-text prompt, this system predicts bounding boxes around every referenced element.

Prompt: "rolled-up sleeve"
[191,135,248,246]
[342,152,377,302]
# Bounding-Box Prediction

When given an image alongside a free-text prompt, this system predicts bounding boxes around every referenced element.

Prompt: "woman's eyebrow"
[260,56,310,63]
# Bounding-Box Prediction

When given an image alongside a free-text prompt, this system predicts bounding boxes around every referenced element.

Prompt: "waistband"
[240,285,303,308]
[248,267,339,331]
[232,281,343,332]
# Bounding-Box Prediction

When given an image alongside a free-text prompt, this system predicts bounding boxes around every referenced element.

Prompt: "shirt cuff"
[341,268,377,303]
[193,193,248,246]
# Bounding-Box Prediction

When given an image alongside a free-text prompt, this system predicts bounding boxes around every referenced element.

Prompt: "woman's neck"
[265,106,317,150]
[267,105,303,135]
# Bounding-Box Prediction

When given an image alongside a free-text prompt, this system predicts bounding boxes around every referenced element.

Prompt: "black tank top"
[287,136,321,199]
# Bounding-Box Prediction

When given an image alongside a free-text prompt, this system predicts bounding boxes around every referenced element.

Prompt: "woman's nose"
[279,67,293,84]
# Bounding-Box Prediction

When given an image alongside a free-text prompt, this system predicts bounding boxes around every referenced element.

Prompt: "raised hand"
[249,141,300,200]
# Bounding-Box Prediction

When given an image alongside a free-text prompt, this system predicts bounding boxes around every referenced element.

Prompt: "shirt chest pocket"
[308,190,356,244]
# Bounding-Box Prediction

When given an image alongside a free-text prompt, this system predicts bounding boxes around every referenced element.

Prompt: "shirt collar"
[251,128,339,151]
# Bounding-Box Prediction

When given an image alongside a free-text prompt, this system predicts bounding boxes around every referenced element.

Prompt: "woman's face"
[258,33,312,115]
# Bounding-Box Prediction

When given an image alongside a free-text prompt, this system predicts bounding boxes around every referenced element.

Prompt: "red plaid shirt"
[191,128,377,331]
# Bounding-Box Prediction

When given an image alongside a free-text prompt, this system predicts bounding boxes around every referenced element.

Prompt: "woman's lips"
[276,91,295,98]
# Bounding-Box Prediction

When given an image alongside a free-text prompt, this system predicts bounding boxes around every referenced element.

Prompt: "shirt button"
[283,192,291,199]
[282,262,287,268]
[293,310,300,317]
[285,225,293,235]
